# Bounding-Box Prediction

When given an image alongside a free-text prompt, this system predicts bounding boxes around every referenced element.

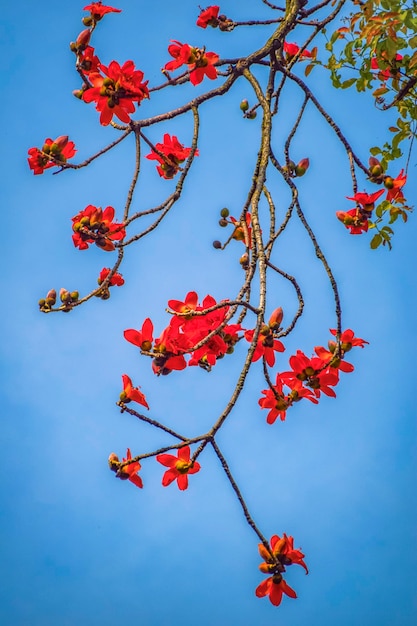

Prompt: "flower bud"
[240,99,249,112]
[246,111,257,120]
[46,289,57,304]
[239,253,249,270]
[220,208,229,218]
[295,158,309,177]
[70,291,79,301]
[384,176,394,189]
[108,453,120,472]
[212,240,222,249]
[82,16,93,26]
[75,29,91,49]
[268,307,283,330]
[219,218,228,227]
[38,299,46,308]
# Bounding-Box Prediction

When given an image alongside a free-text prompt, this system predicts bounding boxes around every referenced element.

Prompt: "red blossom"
[255,576,297,607]
[244,327,285,367]
[336,208,369,234]
[109,448,143,489]
[385,170,406,203]
[329,328,368,350]
[98,267,124,286]
[156,446,200,490]
[280,349,339,398]
[230,212,252,246]
[124,318,154,352]
[346,189,385,211]
[28,136,76,175]
[120,374,149,409]
[83,2,121,19]
[146,134,198,179]
[77,46,100,74]
[196,5,220,28]
[71,205,125,251]
[259,534,308,574]
[259,375,318,424]
[82,60,149,126]
[283,41,311,59]
[371,54,403,80]
[164,40,219,85]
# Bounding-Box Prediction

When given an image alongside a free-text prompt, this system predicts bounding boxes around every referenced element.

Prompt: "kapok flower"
[82,60,149,125]
[108,448,143,488]
[336,208,369,235]
[329,328,368,351]
[244,326,285,367]
[124,318,154,352]
[120,374,149,409]
[259,376,318,424]
[255,576,297,607]
[156,445,200,490]
[83,2,121,20]
[384,170,406,203]
[164,40,219,85]
[71,205,125,251]
[146,134,198,179]
[168,290,199,314]
[28,136,76,175]
[283,41,311,60]
[371,53,403,80]
[197,5,220,28]
[98,267,124,287]
[346,189,385,213]
[77,46,100,75]
[259,534,308,575]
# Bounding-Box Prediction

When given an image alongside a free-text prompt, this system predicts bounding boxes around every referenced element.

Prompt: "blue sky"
[1,1,416,624]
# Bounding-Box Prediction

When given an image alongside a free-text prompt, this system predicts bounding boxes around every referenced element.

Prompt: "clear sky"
[1,1,416,625]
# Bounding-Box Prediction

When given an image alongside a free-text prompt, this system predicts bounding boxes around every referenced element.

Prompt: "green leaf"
[341,78,356,89]
[370,146,381,156]
[370,233,382,249]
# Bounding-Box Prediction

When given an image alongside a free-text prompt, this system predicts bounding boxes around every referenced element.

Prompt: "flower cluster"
[109,445,200,491]
[164,40,219,85]
[337,157,408,235]
[371,53,403,81]
[82,60,149,125]
[244,307,285,367]
[256,534,307,607]
[72,205,126,251]
[146,134,198,179]
[27,136,76,175]
[259,329,367,422]
[95,267,124,299]
[124,291,243,375]
[196,5,233,31]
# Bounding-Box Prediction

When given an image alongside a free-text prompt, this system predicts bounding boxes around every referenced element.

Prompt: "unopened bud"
[46,289,57,303]
[82,16,93,26]
[70,291,79,301]
[75,29,91,49]
[295,158,309,177]
[212,240,222,249]
[220,207,229,218]
[384,176,394,189]
[240,99,249,112]
[268,307,284,330]
[246,110,257,119]
[219,218,228,227]
[108,453,120,472]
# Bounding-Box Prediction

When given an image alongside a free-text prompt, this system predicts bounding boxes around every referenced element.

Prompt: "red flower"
[259,375,318,424]
[98,267,124,286]
[168,291,199,314]
[255,576,297,607]
[244,327,285,367]
[146,134,198,179]
[77,46,100,75]
[280,349,339,398]
[164,41,219,85]
[259,534,308,574]
[371,54,403,80]
[28,136,76,175]
[329,328,368,350]
[283,41,311,59]
[71,205,125,251]
[336,208,369,234]
[83,2,121,19]
[156,446,201,490]
[197,5,220,28]
[230,212,252,247]
[83,60,149,126]
[346,189,385,211]
[109,448,143,489]
[120,374,149,409]
[385,170,406,203]
[124,318,154,352]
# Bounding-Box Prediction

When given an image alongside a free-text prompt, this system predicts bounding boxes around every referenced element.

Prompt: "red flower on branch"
[259,375,318,424]
[83,2,121,19]
[120,374,149,409]
[244,326,285,367]
[77,46,100,75]
[82,60,149,125]
[197,6,220,28]
[71,205,125,251]
[385,170,406,203]
[329,328,368,351]
[371,54,403,80]
[146,134,198,179]
[255,576,297,607]
[108,448,143,489]
[346,189,385,212]
[259,534,308,574]
[336,208,369,234]
[164,40,219,85]
[156,446,201,490]
[280,349,339,398]
[28,136,76,175]
[98,267,124,286]
[283,41,311,59]
[124,318,154,352]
